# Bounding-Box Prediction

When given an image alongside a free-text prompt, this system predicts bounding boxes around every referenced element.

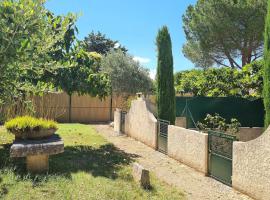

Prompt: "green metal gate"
[157,119,170,154]
[120,111,127,133]
[208,130,237,186]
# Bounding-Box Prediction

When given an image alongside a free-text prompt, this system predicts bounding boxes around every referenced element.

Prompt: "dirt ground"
[93,124,253,200]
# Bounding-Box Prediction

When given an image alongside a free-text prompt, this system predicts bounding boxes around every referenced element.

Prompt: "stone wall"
[175,117,187,128]
[232,127,270,200]
[237,127,263,142]
[125,99,158,149]
[167,125,208,174]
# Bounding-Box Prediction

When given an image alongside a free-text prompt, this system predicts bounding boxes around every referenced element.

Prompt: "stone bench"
[10,134,64,173]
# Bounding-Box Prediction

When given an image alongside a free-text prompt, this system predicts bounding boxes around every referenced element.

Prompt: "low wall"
[175,117,187,128]
[232,127,270,200]
[125,99,158,149]
[168,125,208,174]
[237,127,263,142]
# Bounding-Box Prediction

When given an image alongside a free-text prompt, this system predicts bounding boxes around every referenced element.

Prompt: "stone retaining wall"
[232,127,270,200]
[167,125,208,174]
[125,99,158,149]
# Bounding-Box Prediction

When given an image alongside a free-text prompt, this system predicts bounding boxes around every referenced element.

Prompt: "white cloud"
[149,69,156,80]
[114,42,120,48]
[133,56,151,65]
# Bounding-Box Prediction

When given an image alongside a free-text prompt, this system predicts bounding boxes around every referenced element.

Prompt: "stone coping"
[10,134,64,158]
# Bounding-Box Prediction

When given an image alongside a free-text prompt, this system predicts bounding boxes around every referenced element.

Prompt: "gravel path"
[93,124,253,200]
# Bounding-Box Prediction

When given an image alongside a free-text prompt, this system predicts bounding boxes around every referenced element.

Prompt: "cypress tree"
[264,0,270,128]
[156,26,176,124]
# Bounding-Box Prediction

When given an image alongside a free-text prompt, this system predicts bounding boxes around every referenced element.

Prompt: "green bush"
[5,116,58,132]
[197,113,241,135]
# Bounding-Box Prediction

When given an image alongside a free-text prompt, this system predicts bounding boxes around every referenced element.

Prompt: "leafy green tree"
[52,45,109,122]
[264,0,270,128]
[156,26,176,124]
[175,61,264,98]
[0,0,75,105]
[83,31,127,55]
[241,60,264,97]
[0,0,111,122]
[100,50,153,95]
[183,0,267,68]
[175,69,206,96]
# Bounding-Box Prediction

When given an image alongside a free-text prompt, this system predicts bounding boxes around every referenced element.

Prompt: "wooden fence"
[32,92,126,123]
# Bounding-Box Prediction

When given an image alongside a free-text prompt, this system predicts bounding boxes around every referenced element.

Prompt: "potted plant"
[5,116,58,140]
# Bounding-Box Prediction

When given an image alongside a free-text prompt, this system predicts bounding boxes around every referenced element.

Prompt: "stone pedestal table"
[10,134,64,173]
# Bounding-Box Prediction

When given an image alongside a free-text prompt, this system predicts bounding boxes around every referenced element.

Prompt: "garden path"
[93,124,253,200]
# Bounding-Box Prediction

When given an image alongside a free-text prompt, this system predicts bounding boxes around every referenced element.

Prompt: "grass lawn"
[0,124,185,200]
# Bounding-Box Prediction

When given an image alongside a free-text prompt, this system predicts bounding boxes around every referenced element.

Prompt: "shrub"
[5,116,58,132]
[197,113,241,135]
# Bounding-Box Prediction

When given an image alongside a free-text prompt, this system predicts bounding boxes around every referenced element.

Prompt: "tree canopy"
[83,31,127,55]
[0,0,75,103]
[100,50,153,95]
[183,0,267,69]
[0,0,110,108]
[175,60,263,98]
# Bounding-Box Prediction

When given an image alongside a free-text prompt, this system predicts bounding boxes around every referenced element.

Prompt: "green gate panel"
[209,153,232,185]
[176,97,264,128]
[208,131,236,186]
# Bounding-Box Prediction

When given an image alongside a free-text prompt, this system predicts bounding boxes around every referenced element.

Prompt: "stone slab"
[114,109,121,134]
[10,134,64,158]
[132,162,150,189]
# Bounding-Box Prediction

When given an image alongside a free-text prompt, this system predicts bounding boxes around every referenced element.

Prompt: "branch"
[212,58,231,68]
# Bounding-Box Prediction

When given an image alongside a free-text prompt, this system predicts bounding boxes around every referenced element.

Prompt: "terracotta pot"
[10,128,57,140]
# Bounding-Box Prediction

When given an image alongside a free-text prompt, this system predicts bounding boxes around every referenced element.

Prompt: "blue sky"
[45,0,197,78]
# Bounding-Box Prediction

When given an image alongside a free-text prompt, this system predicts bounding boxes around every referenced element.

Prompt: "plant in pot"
[5,116,58,140]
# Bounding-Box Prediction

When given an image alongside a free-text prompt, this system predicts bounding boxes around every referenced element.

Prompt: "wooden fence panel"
[32,92,126,123]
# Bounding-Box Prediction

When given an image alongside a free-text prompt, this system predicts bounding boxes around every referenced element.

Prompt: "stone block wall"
[232,127,270,200]
[167,125,208,174]
[125,99,158,149]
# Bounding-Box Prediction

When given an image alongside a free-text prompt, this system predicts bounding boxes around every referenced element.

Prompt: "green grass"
[0,124,185,200]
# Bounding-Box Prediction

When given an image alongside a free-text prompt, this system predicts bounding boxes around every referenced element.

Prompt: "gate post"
[114,108,121,134]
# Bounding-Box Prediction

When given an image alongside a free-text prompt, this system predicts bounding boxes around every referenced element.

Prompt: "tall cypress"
[156,26,176,124]
[264,0,270,128]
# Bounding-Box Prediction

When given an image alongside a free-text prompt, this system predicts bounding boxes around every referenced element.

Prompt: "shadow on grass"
[0,143,139,182]
[51,144,139,179]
